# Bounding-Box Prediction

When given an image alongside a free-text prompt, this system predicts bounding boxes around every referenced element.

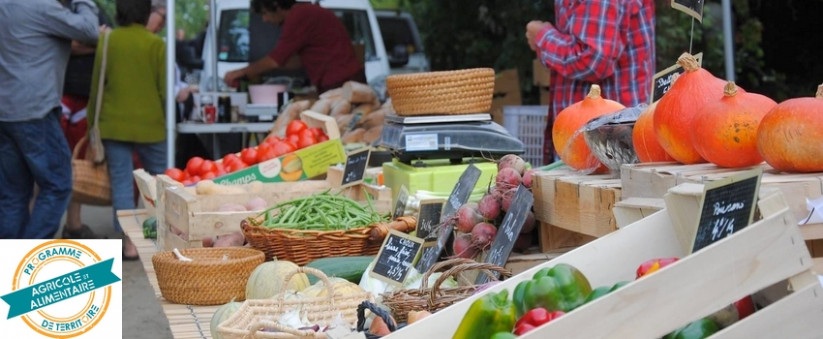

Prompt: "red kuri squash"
[654,53,726,164]
[756,84,823,172]
[632,101,676,162]
[552,85,625,172]
[691,82,776,167]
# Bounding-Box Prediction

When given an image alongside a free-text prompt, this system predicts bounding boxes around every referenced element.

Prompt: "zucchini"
[305,255,375,285]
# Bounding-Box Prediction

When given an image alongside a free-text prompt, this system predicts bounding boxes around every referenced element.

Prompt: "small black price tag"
[415,164,482,272]
[393,185,409,219]
[672,0,705,22]
[415,199,444,240]
[369,230,425,286]
[476,185,534,285]
[691,167,762,253]
[341,148,371,188]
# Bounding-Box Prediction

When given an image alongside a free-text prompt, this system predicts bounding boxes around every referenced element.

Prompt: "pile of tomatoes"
[163,120,329,185]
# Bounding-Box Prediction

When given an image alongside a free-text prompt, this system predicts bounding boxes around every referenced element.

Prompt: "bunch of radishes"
[451,154,538,259]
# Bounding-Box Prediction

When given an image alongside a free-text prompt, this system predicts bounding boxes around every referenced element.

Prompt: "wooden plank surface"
[119,209,217,339]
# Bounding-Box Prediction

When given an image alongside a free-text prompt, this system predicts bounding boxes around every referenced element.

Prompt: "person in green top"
[88,0,166,260]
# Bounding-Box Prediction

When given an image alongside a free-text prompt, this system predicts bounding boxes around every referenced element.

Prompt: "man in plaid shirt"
[526,0,655,164]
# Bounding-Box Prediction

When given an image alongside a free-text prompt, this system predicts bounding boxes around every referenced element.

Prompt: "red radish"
[471,222,497,249]
[496,167,522,191]
[478,193,502,221]
[497,154,527,174]
[522,168,537,189]
[521,211,536,234]
[514,232,532,252]
[456,202,483,233]
[452,234,478,259]
[500,188,516,212]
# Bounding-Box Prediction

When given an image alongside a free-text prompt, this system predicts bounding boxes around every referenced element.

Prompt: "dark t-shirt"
[268,3,363,91]
[63,10,110,97]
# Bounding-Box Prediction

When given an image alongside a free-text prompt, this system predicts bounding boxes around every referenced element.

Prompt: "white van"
[200,0,391,92]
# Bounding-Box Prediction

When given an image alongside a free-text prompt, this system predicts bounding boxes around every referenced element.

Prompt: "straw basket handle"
[276,267,336,310]
[418,258,479,291]
[425,261,512,304]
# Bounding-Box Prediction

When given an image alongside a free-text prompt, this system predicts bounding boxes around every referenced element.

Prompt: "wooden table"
[119,209,219,339]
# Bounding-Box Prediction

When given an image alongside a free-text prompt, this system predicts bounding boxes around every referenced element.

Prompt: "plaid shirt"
[536,0,655,162]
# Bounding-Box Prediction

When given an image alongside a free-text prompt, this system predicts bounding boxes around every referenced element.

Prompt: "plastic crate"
[503,105,548,166]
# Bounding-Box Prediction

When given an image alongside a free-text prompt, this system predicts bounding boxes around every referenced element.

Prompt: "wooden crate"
[621,162,823,223]
[386,189,821,338]
[161,179,392,250]
[133,169,157,217]
[532,168,621,238]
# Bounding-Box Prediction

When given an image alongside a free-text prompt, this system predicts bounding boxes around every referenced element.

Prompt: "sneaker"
[62,224,106,239]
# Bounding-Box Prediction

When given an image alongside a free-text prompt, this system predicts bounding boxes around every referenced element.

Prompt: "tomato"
[186,156,204,176]
[201,171,217,180]
[307,127,325,138]
[222,153,241,166]
[233,161,248,171]
[297,134,317,149]
[240,148,258,165]
[287,134,300,146]
[199,160,218,176]
[272,140,296,157]
[317,134,329,143]
[264,135,281,145]
[257,145,279,162]
[163,168,184,182]
[286,120,308,137]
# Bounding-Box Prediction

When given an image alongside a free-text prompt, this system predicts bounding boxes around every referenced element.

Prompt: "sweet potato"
[329,98,352,118]
[359,109,386,130]
[362,126,383,144]
[319,87,344,101]
[341,128,366,144]
[342,81,376,104]
[309,99,333,115]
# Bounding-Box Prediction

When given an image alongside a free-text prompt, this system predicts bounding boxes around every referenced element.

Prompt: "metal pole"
[722,0,735,82]
[210,0,219,92]
[166,0,176,169]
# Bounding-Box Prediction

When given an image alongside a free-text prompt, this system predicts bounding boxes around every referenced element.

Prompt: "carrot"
[368,216,417,243]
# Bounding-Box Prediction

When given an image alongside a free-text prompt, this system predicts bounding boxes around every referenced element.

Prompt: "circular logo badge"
[9,240,114,338]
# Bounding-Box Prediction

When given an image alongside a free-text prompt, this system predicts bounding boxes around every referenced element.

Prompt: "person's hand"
[98,24,110,35]
[525,20,551,51]
[223,69,245,88]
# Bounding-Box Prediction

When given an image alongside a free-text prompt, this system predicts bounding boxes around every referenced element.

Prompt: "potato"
[213,231,245,247]
[245,197,268,211]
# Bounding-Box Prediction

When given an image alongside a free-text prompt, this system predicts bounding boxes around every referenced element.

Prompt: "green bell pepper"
[453,289,517,339]
[489,332,517,339]
[664,318,719,339]
[583,280,630,304]
[512,263,592,316]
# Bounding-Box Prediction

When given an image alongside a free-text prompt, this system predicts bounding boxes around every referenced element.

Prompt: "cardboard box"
[490,69,522,124]
[389,190,821,338]
[532,58,551,86]
[212,138,347,185]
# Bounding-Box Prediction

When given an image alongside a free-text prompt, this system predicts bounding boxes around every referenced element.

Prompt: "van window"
[331,9,377,62]
[217,9,250,62]
[215,8,377,63]
[378,16,422,54]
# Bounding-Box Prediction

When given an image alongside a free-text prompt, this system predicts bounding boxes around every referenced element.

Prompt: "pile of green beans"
[256,191,388,230]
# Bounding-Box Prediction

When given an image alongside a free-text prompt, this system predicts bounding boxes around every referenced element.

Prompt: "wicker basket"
[71,135,111,206]
[380,258,511,323]
[241,219,381,266]
[386,68,495,116]
[152,247,265,305]
[217,267,376,339]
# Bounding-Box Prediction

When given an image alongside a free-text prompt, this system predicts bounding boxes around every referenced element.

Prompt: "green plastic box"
[382,159,498,203]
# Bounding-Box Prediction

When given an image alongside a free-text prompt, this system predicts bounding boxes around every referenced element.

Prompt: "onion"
[495,167,522,191]
[497,154,527,175]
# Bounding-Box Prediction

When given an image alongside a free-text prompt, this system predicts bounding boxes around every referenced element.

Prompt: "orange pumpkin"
[756,84,823,172]
[654,53,726,164]
[632,101,676,162]
[552,84,625,172]
[691,82,776,168]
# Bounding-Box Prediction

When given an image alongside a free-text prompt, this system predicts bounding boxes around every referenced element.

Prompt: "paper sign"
[692,167,762,253]
[672,0,704,22]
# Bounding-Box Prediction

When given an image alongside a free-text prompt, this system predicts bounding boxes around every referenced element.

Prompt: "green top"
[88,24,166,143]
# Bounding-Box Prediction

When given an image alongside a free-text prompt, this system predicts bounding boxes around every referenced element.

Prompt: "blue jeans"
[0,109,72,239]
[104,140,166,232]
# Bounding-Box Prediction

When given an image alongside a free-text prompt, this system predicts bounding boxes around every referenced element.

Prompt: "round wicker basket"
[386,68,495,116]
[152,247,265,305]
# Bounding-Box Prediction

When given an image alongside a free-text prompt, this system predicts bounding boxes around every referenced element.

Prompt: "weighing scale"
[379,113,525,165]
[244,104,278,122]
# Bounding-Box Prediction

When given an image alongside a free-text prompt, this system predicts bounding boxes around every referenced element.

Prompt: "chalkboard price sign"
[692,168,762,253]
[650,53,703,104]
[476,185,534,285]
[416,199,444,240]
[393,185,410,219]
[415,164,482,272]
[341,148,371,188]
[370,230,425,286]
[672,0,704,22]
